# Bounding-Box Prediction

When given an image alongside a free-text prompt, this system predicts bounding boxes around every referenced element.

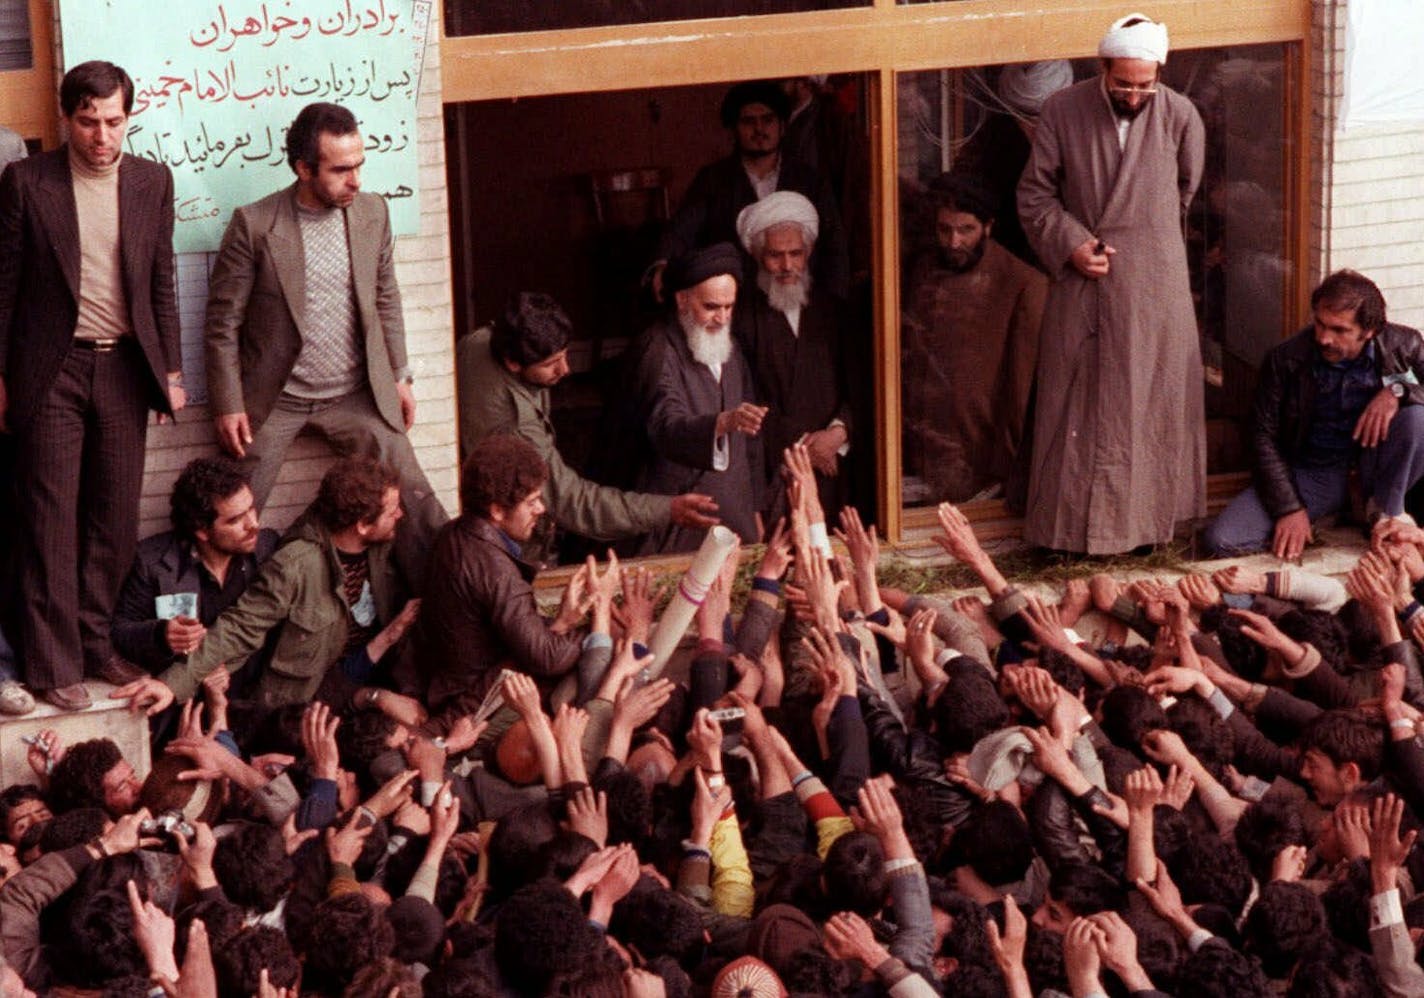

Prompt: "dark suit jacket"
[0,148,179,431]
[656,152,849,299]
[203,185,408,433]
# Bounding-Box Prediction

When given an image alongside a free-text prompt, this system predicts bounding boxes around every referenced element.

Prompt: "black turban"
[720,80,791,128]
[667,242,743,292]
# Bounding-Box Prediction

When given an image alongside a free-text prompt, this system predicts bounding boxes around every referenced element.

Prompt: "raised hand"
[301,702,341,781]
[567,786,608,848]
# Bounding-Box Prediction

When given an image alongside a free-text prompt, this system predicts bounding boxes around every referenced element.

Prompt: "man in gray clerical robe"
[1017,13,1205,554]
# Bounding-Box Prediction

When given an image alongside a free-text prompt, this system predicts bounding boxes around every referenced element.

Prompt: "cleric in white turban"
[735,190,820,257]
[1098,12,1169,65]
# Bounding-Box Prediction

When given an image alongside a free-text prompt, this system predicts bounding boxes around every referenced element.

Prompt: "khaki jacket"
[159,513,403,707]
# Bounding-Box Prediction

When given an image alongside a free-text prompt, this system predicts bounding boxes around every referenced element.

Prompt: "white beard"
[680,313,733,369]
[758,268,811,314]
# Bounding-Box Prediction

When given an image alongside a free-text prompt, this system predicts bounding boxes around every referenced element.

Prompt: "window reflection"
[445,0,867,37]
[898,44,1290,509]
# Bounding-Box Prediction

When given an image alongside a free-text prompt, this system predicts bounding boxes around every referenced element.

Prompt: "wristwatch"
[1390,381,1406,398]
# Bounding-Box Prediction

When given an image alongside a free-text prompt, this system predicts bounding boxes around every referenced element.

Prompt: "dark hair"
[1167,696,1233,774]
[338,709,401,778]
[537,829,599,883]
[1037,648,1086,696]
[1099,685,1167,749]
[0,784,47,840]
[1337,599,1382,665]
[490,292,571,368]
[1285,942,1383,998]
[460,434,547,517]
[1243,882,1326,978]
[422,957,500,998]
[302,893,396,994]
[39,805,107,852]
[822,831,887,916]
[49,738,123,813]
[1300,709,1384,780]
[495,880,603,994]
[610,885,707,968]
[929,172,997,224]
[951,801,1033,886]
[1022,925,1067,995]
[170,456,250,540]
[62,885,145,986]
[103,975,159,998]
[780,947,857,997]
[1171,839,1253,917]
[1047,863,1127,917]
[312,457,399,532]
[1312,269,1387,333]
[1321,861,1373,950]
[1277,609,1349,674]
[720,80,791,127]
[593,766,652,851]
[1177,940,1272,998]
[286,101,359,171]
[932,664,1010,754]
[61,60,134,116]
[486,804,558,901]
[214,926,300,998]
[212,821,294,913]
[932,887,994,969]
[1235,797,1308,885]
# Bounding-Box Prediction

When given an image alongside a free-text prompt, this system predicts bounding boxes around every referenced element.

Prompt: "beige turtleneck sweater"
[69,149,130,341]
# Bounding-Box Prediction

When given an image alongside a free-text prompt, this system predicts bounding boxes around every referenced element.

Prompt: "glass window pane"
[897,45,1290,510]
[0,0,33,72]
[445,0,868,37]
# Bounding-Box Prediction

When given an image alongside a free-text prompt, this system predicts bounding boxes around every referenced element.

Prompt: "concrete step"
[0,682,152,790]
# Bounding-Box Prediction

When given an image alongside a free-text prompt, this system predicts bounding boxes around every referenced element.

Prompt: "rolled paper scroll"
[644,525,739,678]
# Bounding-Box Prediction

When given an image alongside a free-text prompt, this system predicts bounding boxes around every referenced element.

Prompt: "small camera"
[139,810,196,844]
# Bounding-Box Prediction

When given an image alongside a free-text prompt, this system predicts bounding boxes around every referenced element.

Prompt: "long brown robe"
[1017,78,1206,553]
[903,239,1047,502]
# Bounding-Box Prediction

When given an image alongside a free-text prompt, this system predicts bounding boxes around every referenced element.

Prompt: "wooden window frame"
[0,0,57,147]
[441,0,1312,545]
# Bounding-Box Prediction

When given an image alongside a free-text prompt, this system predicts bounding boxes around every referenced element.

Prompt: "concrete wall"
[134,12,458,539]
[1312,0,1424,327]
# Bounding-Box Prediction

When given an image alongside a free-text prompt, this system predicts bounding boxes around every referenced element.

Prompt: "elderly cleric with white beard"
[630,242,767,553]
[734,190,853,522]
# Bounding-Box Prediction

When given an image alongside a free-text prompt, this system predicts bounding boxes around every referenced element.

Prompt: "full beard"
[681,312,734,368]
[937,239,987,274]
[1110,94,1152,120]
[758,268,811,314]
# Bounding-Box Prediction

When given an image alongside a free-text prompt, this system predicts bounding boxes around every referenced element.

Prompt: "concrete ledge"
[0,682,152,791]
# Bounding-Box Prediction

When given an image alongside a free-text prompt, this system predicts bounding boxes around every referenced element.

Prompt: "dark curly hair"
[212,821,294,913]
[311,457,399,533]
[1243,882,1326,978]
[214,926,300,998]
[302,893,396,995]
[49,738,123,814]
[169,456,251,540]
[490,292,572,368]
[459,434,547,518]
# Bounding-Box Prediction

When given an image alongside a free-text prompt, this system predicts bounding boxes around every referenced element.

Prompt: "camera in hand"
[139,810,196,844]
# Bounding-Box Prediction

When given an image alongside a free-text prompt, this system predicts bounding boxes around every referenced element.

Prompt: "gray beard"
[680,313,733,369]
[758,269,811,314]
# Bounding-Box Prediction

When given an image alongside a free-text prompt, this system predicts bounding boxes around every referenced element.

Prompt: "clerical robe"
[733,288,853,518]
[1017,77,1205,553]
[631,318,763,552]
[903,239,1046,502]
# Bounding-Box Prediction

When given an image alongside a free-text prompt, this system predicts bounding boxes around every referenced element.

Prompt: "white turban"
[735,191,819,254]
[1098,13,1169,64]
[998,60,1074,115]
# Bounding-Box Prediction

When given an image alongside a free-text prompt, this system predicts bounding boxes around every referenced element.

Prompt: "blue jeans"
[1203,404,1424,556]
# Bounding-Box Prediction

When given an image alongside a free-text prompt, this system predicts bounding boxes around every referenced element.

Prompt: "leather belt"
[72,337,126,352]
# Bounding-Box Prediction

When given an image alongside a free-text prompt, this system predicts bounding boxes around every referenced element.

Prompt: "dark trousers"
[15,342,149,689]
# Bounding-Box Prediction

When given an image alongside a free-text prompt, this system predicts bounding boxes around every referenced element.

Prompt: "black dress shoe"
[42,683,93,711]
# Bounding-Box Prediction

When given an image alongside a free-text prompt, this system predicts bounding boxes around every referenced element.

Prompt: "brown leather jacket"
[414,515,581,713]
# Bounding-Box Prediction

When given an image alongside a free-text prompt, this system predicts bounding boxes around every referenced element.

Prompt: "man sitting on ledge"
[1204,269,1424,559]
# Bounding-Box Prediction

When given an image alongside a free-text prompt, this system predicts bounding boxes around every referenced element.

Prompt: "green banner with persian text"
[60,0,428,253]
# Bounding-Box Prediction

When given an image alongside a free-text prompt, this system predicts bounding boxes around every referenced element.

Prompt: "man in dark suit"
[203,101,446,584]
[0,60,184,710]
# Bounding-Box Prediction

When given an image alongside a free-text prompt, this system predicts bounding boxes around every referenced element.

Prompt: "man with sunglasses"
[1016,13,1206,555]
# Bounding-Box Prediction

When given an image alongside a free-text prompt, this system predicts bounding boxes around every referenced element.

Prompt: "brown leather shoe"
[42,683,93,711]
[90,654,147,685]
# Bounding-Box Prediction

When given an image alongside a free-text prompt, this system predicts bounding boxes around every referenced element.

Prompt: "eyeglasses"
[1107,83,1159,97]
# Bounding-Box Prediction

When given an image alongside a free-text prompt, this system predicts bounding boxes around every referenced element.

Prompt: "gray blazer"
[203,184,407,433]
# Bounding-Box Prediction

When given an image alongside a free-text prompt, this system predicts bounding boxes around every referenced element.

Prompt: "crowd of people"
[0,437,1421,997]
[2,7,1424,998]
